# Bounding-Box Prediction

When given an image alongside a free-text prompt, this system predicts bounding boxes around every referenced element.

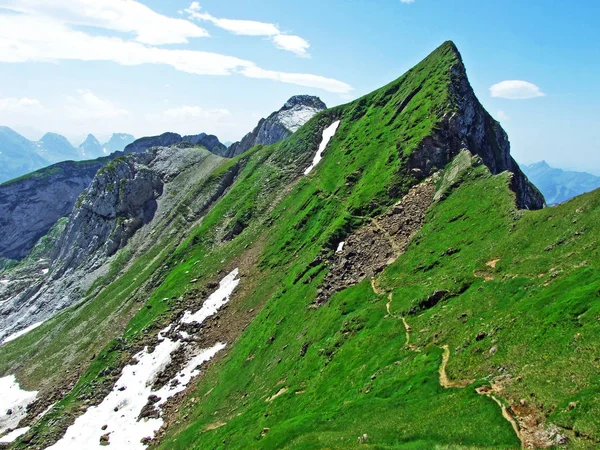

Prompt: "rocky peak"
[282,95,326,111]
[226,95,327,158]
[403,41,545,210]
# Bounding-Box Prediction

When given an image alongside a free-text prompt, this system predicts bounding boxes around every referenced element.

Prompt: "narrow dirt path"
[370,278,523,448]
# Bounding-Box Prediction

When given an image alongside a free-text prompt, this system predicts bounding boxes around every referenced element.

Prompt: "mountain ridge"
[5,41,600,450]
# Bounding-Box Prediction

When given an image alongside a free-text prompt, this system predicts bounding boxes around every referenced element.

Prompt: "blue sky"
[0,0,598,173]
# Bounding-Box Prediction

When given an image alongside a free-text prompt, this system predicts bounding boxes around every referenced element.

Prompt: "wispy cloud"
[0,96,44,113]
[163,106,231,120]
[0,0,351,93]
[490,80,545,99]
[400,0,415,3]
[1,0,209,45]
[186,2,311,57]
[65,90,128,120]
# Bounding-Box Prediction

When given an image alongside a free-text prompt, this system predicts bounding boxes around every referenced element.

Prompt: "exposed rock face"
[124,132,227,156]
[226,95,326,158]
[0,145,226,341]
[0,159,107,260]
[315,178,436,304]
[52,156,163,275]
[406,43,544,210]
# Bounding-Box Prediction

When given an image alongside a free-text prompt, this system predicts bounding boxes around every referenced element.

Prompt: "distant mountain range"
[0,127,134,184]
[521,161,600,205]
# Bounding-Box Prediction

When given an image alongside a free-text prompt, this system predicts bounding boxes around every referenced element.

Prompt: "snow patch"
[336,241,345,253]
[1,321,45,345]
[277,106,321,133]
[0,426,30,444]
[41,268,49,275]
[303,121,341,175]
[49,269,240,449]
[0,280,8,286]
[181,268,240,324]
[0,375,38,436]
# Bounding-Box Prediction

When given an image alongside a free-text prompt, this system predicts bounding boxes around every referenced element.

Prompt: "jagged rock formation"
[522,161,600,205]
[226,95,326,157]
[124,132,227,156]
[52,156,163,275]
[0,159,108,260]
[403,42,544,210]
[0,144,225,341]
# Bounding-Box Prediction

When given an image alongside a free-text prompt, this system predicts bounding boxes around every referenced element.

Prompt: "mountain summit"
[9,42,598,450]
[226,94,327,157]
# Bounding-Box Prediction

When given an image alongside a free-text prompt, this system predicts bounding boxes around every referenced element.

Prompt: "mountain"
[0,126,49,183]
[36,133,79,163]
[124,132,227,156]
[226,95,327,157]
[521,160,600,205]
[77,134,103,159]
[103,133,135,154]
[0,128,136,184]
[4,42,600,449]
[0,158,110,260]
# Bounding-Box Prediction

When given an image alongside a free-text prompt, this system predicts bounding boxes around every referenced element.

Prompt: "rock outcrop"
[124,132,227,156]
[0,158,108,260]
[405,42,544,210]
[0,144,226,340]
[226,95,326,158]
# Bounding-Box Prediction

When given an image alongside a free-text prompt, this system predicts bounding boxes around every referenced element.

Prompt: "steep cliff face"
[0,144,226,341]
[404,42,544,209]
[226,95,327,157]
[0,159,108,260]
[52,156,163,275]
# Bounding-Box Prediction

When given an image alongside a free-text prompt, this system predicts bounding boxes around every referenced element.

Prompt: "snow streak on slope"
[0,375,38,437]
[1,321,45,345]
[304,121,341,175]
[48,269,240,449]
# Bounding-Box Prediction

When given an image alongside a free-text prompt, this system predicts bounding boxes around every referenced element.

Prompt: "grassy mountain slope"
[2,41,594,449]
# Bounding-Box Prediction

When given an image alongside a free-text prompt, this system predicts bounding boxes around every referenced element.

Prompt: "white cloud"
[497,110,510,121]
[1,0,209,45]
[163,106,231,120]
[0,2,350,93]
[489,80,545,100]
[65,89,128,120]
[400,0,415,3]
[185,3,311,57]
[0,97,44,113]
[272,34,310,58]
[240,66,352,94]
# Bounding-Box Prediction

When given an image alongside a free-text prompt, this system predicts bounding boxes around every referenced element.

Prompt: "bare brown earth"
[316,178,436,305]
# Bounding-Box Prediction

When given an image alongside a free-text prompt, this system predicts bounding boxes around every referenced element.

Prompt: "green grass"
[5,41,599,449]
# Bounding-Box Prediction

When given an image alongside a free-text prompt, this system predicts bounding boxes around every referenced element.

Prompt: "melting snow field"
[304,120,341,175]
[0,279,8,285]
[0,375,38,439]
[48,269,240,449]
[1,321,45,345]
